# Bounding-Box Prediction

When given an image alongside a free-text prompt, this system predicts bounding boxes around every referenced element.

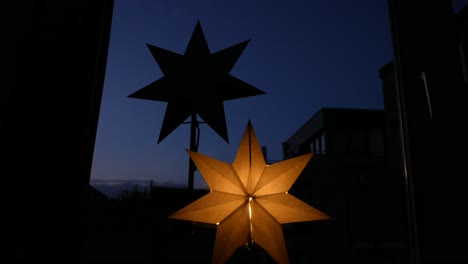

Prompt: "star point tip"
[145,43,157,50]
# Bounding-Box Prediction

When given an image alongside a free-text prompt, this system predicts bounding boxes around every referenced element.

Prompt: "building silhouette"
[282,108,408,264]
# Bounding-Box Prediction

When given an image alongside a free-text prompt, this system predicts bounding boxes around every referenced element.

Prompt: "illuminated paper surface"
[170,122,330,263]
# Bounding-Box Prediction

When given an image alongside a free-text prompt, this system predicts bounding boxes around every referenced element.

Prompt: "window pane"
[321,132,327,155]
[369,131,384,156]
[315,138,321,155]
[350,130,365,153]
[331,131,347,155]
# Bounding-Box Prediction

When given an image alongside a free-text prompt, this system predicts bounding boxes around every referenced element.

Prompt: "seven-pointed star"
[169,122,330,264]
[128,21,265,143]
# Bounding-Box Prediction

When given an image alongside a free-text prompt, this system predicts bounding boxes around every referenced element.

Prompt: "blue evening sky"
[90,0,467,189]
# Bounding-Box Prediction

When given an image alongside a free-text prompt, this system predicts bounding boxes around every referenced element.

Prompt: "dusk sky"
[90,0,467,189]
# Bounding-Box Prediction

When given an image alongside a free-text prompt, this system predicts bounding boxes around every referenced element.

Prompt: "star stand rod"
[184,113,205,191]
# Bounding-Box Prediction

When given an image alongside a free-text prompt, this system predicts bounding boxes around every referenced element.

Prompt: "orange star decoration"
[169,122,330,264]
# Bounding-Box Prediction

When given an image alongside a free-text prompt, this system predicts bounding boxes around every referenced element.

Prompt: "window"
[316,138,321,154]
[321,132,327,155]
[350,130,365,154]
[369,131,384,156]
[330,131,347,155]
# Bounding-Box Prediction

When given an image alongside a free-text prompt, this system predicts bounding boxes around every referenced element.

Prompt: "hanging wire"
[195,121,200,151]
[184,118,205,151]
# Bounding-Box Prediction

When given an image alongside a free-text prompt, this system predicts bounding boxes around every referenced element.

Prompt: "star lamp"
[170,121,330,263]
[128,21,265,143]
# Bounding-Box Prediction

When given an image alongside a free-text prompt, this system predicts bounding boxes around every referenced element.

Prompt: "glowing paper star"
[128,21,265,143]
[170,122,330,264]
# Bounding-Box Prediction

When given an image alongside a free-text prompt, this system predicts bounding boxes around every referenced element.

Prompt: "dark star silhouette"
[129,20,266,143]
